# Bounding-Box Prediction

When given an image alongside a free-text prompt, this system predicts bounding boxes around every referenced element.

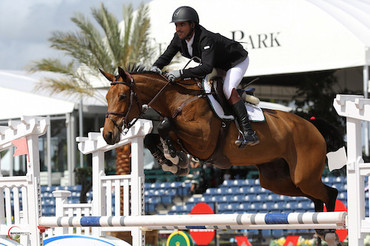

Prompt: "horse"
[100,67,338,228]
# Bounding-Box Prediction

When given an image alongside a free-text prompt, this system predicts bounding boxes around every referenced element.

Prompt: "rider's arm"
[181,36,215,78]
[153,33,181,69]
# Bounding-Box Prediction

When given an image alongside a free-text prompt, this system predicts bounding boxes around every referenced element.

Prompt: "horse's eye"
[119,94,127,101]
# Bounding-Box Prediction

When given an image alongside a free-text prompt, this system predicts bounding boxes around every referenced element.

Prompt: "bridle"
[105,72,172,134]
[105,73,143,134]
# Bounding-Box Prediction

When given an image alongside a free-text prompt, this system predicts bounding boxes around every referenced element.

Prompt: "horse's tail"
[310,117,345,153]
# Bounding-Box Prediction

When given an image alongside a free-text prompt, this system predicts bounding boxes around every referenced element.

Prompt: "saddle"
[209,75,259,116]
[203,72,265,122]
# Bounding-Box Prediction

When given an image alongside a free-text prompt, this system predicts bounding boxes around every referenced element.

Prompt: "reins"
[105,72,173,134]
[106,71,211,134]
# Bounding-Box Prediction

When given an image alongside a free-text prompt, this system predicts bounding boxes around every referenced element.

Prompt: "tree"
[29,3,153,202]
[29,3,153,101]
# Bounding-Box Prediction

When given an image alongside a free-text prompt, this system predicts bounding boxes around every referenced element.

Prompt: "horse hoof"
[175,167,190,176]
[161,164,178,174]
[315,229,339,246]
[167,155,180,165]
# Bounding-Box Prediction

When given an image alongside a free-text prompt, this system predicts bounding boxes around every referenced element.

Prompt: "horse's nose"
[103,131,115,145]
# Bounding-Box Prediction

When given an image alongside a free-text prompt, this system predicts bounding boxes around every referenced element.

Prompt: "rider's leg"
[223,57,259,147]
[229,89,259,147]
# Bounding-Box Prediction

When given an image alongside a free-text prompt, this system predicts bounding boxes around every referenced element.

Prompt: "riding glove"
[150,66,161,74]
[167,70,182,83]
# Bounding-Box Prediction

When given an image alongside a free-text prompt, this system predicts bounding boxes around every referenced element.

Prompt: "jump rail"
[39,212,347,230]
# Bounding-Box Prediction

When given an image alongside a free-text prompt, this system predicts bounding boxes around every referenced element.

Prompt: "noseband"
[105,73,142,134]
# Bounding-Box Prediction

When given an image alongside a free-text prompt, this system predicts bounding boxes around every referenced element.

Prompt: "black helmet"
[171,6,199,24]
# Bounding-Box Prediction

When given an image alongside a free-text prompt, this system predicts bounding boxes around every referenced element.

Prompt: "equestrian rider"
[151,6,259,147]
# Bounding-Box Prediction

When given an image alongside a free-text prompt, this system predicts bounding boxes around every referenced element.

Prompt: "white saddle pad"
[203,79,265,122]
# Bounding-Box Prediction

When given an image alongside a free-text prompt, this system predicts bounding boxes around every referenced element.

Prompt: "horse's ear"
[118,67,128,81]
[99,68,115,82]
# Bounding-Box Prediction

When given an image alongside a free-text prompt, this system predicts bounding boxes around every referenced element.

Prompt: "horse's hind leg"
[256,159,307,197]
[256,159,338,212]
[310,185,338,212]
[292,153,338,213]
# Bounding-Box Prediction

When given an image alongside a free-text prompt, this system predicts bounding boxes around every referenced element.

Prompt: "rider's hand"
[150,66,161,74]
[166,70,182,83]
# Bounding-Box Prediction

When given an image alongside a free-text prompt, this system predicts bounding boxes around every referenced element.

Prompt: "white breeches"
[223,56,250,100]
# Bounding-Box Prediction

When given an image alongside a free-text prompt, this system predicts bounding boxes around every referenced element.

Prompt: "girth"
[199,121,232,169]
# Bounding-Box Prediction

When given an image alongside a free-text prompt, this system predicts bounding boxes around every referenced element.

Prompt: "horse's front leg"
[157,117,189,169]
[144,133,189,176]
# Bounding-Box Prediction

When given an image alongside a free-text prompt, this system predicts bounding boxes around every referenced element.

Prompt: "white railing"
[0,117,152,246]
[334,94,370,246]
[0,117,49,246]
[40,119,151,245]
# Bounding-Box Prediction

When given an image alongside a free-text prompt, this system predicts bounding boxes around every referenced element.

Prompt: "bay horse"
[100,67,338,219]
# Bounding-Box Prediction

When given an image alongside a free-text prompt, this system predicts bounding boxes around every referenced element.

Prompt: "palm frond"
[71,13,111,69]
[92,3,122,69]
[29,3,154,100]
[28,58,75,75]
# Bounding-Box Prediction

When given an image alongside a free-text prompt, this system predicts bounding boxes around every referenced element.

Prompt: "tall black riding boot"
[232,100,259,148]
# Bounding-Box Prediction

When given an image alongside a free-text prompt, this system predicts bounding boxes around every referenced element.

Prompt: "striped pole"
[39,212,347,230]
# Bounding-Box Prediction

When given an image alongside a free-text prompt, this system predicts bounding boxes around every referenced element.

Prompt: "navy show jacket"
[153,25,248,79]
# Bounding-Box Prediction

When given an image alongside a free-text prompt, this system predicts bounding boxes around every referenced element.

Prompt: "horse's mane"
[126,64,157,75]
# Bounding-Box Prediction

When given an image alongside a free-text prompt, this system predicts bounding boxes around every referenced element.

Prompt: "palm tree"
[29,2,152,206]
[29,3,152,100]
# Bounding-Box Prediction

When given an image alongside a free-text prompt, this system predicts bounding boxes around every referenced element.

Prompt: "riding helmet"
[171,6,199,24]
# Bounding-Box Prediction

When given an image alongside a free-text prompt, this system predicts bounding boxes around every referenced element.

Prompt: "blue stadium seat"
[178,182,192,197]
[201,195,218,203]
[68,185,82,191]
[222,179,238,187]
[230,194,244,203]
[247,229,259,237]
[271,229,284,238]
[242,179,254,186]
[218,196,229,203]
[187,196,203,204]
[253,194,267,202]
[205,188,218,195]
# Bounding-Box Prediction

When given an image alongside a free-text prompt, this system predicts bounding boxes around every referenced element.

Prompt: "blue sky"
[0,0,150,70]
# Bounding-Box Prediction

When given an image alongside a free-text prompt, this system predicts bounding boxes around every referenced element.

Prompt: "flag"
[327,146,347,171]
[12,137,30,162]
[283,235,299,246]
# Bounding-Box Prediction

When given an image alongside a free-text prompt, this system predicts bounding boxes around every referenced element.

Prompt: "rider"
[151,6,259,147]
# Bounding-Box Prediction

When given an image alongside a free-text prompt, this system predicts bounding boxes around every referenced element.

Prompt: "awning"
[0,87,74,120]
[147,0,370,76]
